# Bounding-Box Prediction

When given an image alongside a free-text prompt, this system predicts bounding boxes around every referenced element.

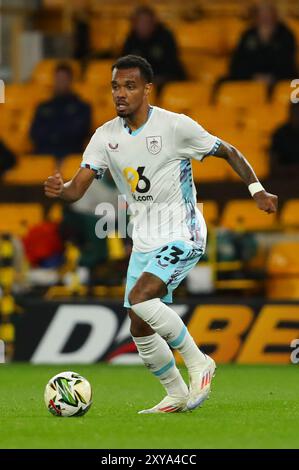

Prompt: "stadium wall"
[12,299,299,365]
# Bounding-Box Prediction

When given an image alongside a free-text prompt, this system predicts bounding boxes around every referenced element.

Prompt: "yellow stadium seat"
[199,200,219,225]
[267,242,299,275]
[280,199,299,228]
[60,154,82,181]
[4,83,27,107]
[272,80,296,106]
[172,20,223,55]
[0,203,43,236]
[90,15,129,53]
[4,155,56,185]
[217,81,267,109]
[245,104,288,137]
[191,106,244,135]
[221,18,247,54]
[85,60,114,87]
[92,104,116,130]
[160,82,211,114]
[192,157,229,182]
[1,107,35,154]
[4,83,48,111]
[267,278,299,299]
[221,200,276,230]
[180,53,228,82]
[31,59,81,86]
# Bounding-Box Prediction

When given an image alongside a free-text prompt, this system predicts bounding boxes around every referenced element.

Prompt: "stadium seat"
[191,106,244,135]
[73,82,103,106]
[272,80,295,106]
[4,83,50,111]
[280,199,299,228]
[217,81,267,109]
[267,277,299,299]
[172,20,223,55]
[221,200,277,230]
[181,54,228,83]
[192,157,229,182]
[3,155,56,185]
[92,105,116,130]
[245,104,288,137]
[199,200,219,225]
[160,82,211,114]
[221,18,247,54]
[89,17,130,54]
[0,106,35,154]
[60,154,82,180]
[267,242,299,276]
[0,203,43,236]
[31,59,81,86]
[85,60,114,87]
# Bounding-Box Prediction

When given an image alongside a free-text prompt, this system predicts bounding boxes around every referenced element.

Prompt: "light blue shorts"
[124,240,204,308]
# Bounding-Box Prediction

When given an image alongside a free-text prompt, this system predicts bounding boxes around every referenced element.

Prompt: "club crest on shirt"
[146,136,162,155]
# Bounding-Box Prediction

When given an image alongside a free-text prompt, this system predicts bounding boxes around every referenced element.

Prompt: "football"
[44,371,92,417]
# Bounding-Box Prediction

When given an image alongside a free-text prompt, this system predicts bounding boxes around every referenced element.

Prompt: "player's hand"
[253,191,278,214]
[44,172,64,198]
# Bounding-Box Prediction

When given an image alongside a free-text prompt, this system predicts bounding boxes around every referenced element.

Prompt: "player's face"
[111,67,151,118]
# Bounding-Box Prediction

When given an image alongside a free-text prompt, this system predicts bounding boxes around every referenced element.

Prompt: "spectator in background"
[122,6,186,92]
[0,140,16,177]
[229,1,297,84]
[71,0,91,62]
[30,63,91,163]
[270,102,299,178]
[73,10,90,62]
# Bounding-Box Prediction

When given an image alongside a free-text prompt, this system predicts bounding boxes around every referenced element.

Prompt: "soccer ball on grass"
[44,371,92,417]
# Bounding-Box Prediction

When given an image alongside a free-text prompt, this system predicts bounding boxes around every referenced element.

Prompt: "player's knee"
[128,309,154,337]
[128,286,153,306]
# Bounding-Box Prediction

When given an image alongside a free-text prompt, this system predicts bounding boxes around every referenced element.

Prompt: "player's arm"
[212,140,278,214]
[44,167,95,202]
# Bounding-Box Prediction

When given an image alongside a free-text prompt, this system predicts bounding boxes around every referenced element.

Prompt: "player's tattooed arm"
[212,140,258,185]
[212,140,278,214]
[44,167,95,202]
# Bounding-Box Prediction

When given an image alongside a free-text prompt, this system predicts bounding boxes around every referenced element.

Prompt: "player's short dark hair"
[112,55,154,83]
[55,62,73,78]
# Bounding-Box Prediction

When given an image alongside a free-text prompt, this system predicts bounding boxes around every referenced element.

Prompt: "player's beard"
[116,108,132,119]
[117,110,130,117]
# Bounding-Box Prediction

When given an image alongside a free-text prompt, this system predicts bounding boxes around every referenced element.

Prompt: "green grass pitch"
[0,363,298,449]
